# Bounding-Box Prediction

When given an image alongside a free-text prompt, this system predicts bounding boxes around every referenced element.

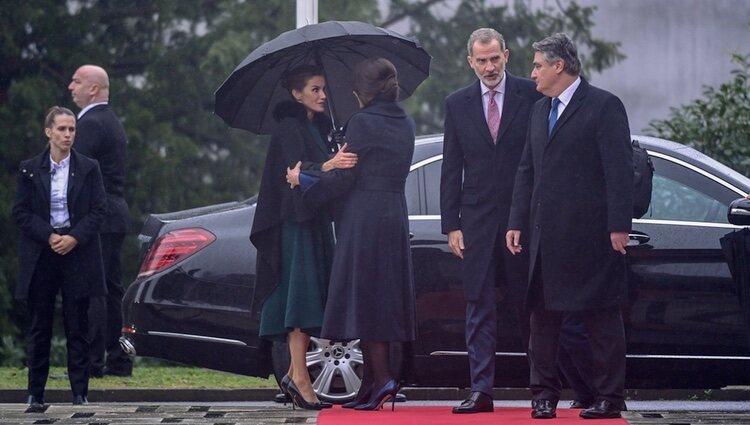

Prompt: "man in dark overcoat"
[440,28,541,413]
[68,65,132,377]
[506,33,633,420]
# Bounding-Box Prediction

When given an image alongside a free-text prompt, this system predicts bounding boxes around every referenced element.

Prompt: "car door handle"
[628,231,650,245]
[409,232,415,239]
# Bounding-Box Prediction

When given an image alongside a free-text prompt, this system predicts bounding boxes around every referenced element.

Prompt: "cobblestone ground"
[1,403,749,424]
[0,403,318,424]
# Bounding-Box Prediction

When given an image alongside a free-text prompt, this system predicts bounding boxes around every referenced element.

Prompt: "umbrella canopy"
[214,20,431,135]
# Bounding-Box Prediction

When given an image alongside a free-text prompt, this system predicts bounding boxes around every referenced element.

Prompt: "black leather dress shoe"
[452,391,493,413]
[531,399,557,419]
[26,395,46,413]
[570,399,594,409]
[72,395,89,405]
[580,399,622,419]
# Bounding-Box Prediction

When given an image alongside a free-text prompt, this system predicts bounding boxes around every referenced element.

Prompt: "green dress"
[259,121,335,340]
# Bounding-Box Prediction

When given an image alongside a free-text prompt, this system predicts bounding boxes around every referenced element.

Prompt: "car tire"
[271,338,403,403]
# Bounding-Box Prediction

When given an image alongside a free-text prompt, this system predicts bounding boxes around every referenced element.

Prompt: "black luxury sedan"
[121,134,750,401]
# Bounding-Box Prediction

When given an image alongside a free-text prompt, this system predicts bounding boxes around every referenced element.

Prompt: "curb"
[1,387,748,403]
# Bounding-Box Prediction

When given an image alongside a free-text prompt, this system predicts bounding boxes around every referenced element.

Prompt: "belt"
[355,176,405,193]
[53,226,71,235]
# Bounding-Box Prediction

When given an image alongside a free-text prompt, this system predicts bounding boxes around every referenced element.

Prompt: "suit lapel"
[464,81,495,147]
[498,75,521,141]
[549,79,588,141]
[67,151,83,208]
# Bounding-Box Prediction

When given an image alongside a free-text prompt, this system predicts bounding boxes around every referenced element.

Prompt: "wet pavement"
[1,400,749,424]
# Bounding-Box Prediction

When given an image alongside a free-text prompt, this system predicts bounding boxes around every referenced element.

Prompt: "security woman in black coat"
[12,106,107,410]
[249,65,357,410]
[288,58,416,411]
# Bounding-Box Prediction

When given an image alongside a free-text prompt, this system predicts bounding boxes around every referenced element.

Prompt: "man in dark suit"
[506,33,633,420]
[440,28,541,414]
[68,65,132,377]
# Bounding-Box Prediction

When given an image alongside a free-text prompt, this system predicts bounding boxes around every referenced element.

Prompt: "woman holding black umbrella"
[288,58,417,411]
[250,65,357,410]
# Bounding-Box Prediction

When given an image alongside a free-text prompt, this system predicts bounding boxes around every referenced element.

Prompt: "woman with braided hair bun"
[287,58,416,411]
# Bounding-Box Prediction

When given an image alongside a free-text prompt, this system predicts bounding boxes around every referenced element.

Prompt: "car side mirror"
[728,197,750,225]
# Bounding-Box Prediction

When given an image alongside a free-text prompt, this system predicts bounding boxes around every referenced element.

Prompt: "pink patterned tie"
[487,89,500,143]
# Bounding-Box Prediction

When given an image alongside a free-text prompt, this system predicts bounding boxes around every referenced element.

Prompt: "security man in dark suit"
[13,106,107,410]
[440,28,541,413]
[68,65,132,377]
[506,33,633,420]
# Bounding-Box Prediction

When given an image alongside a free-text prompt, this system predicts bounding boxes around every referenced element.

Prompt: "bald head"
[68,65,110,108]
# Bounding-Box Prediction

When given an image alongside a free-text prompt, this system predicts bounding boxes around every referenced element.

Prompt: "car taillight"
[136,228,216,279]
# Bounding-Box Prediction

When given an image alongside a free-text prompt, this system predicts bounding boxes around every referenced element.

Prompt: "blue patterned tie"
[548,97,561,137]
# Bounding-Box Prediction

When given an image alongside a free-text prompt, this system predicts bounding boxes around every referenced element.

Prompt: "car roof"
[414,133,750,194]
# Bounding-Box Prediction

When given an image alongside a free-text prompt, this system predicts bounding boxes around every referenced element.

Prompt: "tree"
[386,0,625,134]
[0,0,622,365]
[648,53,750,177]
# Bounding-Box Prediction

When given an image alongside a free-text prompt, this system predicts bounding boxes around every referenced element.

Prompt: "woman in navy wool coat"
[288,58,417,411]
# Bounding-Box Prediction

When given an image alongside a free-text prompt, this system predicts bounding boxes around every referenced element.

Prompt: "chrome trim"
[431,351,527,357]
[429,350,750,361]
[648,150,747,196]
[147,331,247,346]
[410,154,443,171]
[409,215,441,220]
[633,218,742,229]
[730,207,750,216]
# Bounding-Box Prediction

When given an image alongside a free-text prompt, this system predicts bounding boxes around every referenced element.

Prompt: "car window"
[643,156,737,223]
[405,168,421,215]
[423,160,442,215]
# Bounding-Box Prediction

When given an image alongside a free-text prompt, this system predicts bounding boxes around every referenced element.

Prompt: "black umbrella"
[214,20,431,135]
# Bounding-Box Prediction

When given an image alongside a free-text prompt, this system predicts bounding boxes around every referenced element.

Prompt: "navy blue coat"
[303,100,417,342]
[74,104,129,234]
[440,74,542,302]
[508,78,633,311]
[13,149,107,300]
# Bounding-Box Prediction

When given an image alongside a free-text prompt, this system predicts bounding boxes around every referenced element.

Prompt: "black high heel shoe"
[354,379,398,411]
[279,374,291,405]
[342,384,373,409]
[286,378,324,411]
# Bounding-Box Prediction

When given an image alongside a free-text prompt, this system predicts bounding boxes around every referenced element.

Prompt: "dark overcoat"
[507,78,633,311]
[440,74,542,302]
[74,104,129,234]
[12,149,107,300]
[303,101,417,342]
[249,101,333,316]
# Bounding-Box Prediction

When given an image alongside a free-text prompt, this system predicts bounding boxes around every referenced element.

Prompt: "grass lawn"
[0,367,276,389]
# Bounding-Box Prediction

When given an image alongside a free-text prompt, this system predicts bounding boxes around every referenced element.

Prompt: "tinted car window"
[405,168,421,215]
[644,156,736,223]
[423,160,442,215]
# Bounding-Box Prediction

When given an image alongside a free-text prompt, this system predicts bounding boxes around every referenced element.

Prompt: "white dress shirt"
[50,154,71,228]
[553,76,582,118]
[77,101,108,119]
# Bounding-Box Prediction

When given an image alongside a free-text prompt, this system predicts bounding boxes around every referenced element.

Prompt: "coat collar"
[31,148,95,209]
[548,77,589,140]
[358,99,407,118]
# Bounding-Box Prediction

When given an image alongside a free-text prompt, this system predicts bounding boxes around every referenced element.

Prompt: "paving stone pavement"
[0,403,318,424]
[1,403,749,424]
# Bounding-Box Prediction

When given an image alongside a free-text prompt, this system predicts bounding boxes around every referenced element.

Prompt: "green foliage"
[389,0,625,133]
[648,53,750,177]
[0,0,622,365]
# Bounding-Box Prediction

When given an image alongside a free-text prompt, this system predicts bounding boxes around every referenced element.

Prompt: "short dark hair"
[44,106,75,128]
[532,33,582,76]
[353,58,399,106]
[281,64,324,94]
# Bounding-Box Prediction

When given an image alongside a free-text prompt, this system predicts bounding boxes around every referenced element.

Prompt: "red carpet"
[318,406,629,424]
